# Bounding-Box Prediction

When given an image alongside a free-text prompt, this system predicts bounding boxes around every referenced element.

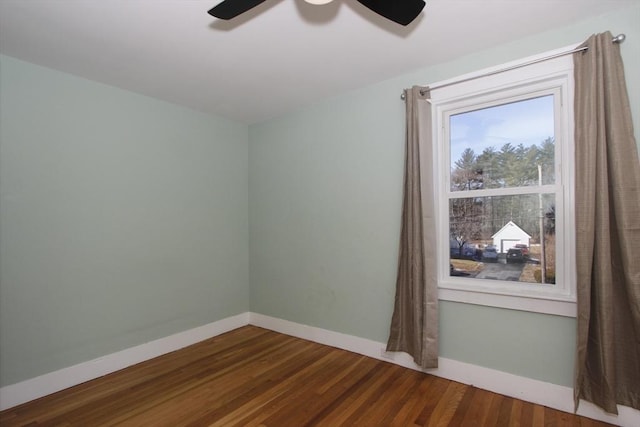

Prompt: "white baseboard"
[0,312,250,411]
[3,311,638,427]
[249,313,639,427]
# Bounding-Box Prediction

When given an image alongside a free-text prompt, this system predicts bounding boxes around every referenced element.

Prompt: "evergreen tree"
[449,138,555,244]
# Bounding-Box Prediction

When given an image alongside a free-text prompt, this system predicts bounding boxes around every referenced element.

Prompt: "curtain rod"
[400,33,626,100]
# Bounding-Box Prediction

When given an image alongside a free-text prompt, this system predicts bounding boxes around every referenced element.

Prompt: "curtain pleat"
[573,31,640,414]
[386,86,438,369]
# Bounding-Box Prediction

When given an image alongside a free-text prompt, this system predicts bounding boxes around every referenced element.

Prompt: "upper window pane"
[450,95,555,191]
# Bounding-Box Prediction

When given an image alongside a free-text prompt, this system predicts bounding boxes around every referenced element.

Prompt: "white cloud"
[450,95,554,164]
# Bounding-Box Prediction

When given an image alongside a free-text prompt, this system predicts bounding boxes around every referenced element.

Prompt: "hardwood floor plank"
[520,401,535,427]
[459,387,495,426]
[510,399,524,427]
[3,327,275,426]
[362,368,425,426]
[413,375,450,425]
[485,392,507,427]
[533,404,546,427]
[211,349,364,427]
[55,331,303,426]
[545,406,559,426]
[274,358,383,426]
[388,372,436,427]
[424,381,468,426]
[182,342,334,426]
[496,394,515,426]
[447,386,477,426]
[303,361,399,426]
[337,366,417,426]
[0,326,616,427]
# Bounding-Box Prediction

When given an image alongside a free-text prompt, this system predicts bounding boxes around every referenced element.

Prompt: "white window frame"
[429,46,578,317]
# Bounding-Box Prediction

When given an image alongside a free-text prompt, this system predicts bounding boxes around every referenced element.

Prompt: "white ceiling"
[0,0,635,124]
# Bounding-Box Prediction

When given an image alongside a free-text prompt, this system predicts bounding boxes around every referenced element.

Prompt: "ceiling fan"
[207,0,426,26]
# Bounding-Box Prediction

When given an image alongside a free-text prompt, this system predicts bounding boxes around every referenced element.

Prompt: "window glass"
[449,95,555,191]
[448,194,556,284]
[447,95,558,286]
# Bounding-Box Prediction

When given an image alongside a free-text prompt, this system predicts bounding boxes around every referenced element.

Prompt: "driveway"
[475,261,525,281]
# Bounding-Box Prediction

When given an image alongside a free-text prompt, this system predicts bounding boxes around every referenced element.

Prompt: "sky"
[449,95,555,167]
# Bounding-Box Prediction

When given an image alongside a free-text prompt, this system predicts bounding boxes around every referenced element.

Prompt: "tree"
[538,137,555,184]
[451,148,482,191]
[449,138,556,243]
[450,197,483,256]
[450,148,484,253]
[476,147,500,188]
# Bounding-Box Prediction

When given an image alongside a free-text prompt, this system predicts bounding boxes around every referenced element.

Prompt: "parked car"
[514,243,529,257]
[482,245,498,262]
[450,241,477,259]
[506,248,525,263]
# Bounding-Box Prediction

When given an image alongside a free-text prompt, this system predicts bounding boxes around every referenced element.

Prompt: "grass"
[451,259,484,272]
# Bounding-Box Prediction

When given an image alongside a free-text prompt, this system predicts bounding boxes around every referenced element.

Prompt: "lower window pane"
[449,194,556,284]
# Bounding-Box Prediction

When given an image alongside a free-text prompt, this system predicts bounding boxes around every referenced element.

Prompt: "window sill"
[438,287,577,317]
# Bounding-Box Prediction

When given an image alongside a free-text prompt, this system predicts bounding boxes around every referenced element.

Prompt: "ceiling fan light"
[304,0,334,5]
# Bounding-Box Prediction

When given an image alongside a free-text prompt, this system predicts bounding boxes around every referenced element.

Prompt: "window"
[430,49,577,316]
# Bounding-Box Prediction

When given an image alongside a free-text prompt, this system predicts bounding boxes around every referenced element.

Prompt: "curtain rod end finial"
[613,34,626,43]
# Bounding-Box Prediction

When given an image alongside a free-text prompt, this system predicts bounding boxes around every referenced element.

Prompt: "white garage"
[492,221,531,253]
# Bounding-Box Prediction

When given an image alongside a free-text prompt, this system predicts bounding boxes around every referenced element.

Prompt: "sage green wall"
[249,4,640,388]
[0,56,250,386]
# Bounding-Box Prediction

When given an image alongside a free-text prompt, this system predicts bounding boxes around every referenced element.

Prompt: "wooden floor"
[1,326,613,427]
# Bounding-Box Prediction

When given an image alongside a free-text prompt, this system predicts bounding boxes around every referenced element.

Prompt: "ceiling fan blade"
[356,0,426,26]
[208,0,268,20]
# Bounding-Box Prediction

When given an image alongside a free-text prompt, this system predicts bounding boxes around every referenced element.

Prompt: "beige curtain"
[573,31,640,414]
[386,86,438,369]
